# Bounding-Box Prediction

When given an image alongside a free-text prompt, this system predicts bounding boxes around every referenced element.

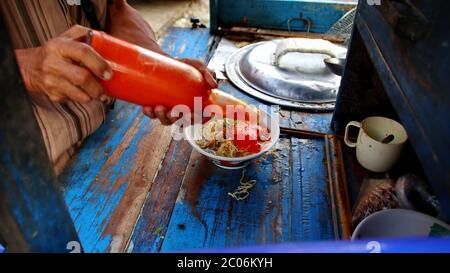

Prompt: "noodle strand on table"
[228,169,257,201]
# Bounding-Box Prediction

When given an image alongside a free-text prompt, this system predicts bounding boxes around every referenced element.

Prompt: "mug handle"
[344,121,361,148]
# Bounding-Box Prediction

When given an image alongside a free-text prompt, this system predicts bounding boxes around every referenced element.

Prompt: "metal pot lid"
[225,38,347,111]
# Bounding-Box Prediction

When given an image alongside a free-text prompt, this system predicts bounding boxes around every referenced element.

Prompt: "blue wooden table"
[59,27,348,253]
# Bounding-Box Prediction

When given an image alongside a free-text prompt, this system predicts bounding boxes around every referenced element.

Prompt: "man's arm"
[106,0,166,55]
[106,0,172,123]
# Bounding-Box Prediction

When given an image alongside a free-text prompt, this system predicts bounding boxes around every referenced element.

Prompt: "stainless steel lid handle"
[271,38,338,66]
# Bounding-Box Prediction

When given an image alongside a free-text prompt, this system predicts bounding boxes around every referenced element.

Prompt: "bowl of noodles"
[184,110,280,169]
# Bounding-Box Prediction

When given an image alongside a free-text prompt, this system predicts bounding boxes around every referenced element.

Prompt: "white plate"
[184,109,280,169]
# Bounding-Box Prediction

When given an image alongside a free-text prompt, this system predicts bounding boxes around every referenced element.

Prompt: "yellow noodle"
[228,169,257,201]
[196,117,270,158]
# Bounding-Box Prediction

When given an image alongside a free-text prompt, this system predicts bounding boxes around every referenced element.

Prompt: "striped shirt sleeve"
[0,0,111,175]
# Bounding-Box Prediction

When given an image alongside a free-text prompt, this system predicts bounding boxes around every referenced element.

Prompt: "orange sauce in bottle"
[87,30,211,111]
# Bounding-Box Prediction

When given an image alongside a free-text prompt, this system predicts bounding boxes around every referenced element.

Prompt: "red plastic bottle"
[86,30,211,111]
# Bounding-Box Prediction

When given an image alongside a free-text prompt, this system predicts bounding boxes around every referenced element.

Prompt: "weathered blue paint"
[61,27,339,253]
[298,138,333,240]
[128,74,335,252]
[127,28,217,253]
[125,28,338,252]
[127,140,193,253]
[61,105,154,252]
[157,137,334,252]
[161,27,214,58]
[0,16,80,252]
[210,0,357,33]
[60,28,215,253]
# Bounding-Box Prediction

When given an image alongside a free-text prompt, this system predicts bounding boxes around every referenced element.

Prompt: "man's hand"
[15,25,113,103]
[142,58,218,126]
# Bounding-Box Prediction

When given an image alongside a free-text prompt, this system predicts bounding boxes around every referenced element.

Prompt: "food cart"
[1,0,449,253]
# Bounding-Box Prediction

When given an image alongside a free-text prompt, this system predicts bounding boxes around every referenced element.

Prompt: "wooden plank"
[126,140,193,253]
[290,111,332,133]
[324,136,351,239]
[61,105,172,253]
[127,28,342,252]
[60,27,215,253]
[157,136,334,252]
[128,80,336,252]
[161,28,215,59]
[225,27,347,44]
[123,28,216,252]
[297,138,333,241]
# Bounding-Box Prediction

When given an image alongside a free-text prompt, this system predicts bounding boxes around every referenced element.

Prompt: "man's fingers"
[59,40,113,81]
[45,58,105,100]
[48,94,68,103]
[202,70,218,89]
[70,67,105,100]
[167,110,181,124]
[208,69,217,80]
[56,78,91,103]
[145,106,179,125]
[180,58,218,89]
[59,25,113,80]
[143,106,156,119]
[154,105,171,125]
[44,75,89,103]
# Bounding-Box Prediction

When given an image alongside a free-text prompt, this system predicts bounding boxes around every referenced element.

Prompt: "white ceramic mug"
[344,116,408,172]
